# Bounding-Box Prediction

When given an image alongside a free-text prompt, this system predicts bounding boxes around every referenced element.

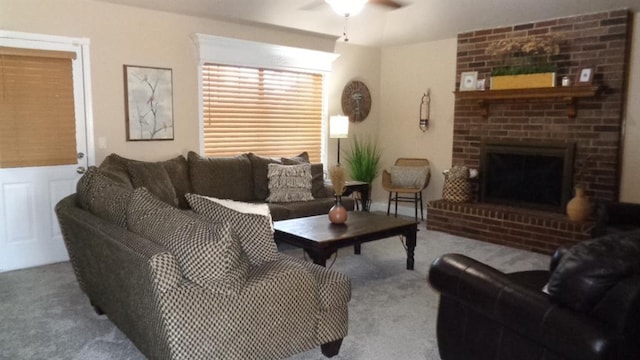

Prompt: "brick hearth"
[428,10,631,253]
[427,200,594,254]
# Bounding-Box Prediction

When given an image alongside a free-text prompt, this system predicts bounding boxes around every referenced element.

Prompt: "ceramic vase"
[328,195,348,224]
[566,187,592,221]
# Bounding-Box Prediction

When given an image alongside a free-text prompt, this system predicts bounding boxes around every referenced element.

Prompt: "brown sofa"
[97,151,354,220]
[55,151,354,359]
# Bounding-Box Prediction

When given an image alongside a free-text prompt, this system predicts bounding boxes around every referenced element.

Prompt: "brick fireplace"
[427,10,632,254]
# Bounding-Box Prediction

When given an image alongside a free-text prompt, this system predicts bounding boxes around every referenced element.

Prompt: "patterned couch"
[54,152,352,359]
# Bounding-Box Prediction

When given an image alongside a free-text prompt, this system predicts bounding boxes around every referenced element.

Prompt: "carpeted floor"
[0,229,549,360]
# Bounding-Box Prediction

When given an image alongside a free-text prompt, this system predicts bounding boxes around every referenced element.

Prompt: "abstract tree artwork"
[124,65,174,141]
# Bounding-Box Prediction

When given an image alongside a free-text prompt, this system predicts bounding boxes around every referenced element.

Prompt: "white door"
[0,31,93,272]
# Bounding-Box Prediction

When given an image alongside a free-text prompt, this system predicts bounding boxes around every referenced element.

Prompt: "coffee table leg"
[354,243,361,254]
[304,249,334,267]
[404,228,417,270]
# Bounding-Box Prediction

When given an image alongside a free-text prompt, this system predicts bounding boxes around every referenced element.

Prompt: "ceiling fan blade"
[300,0,326,11]
[369,0,402,9]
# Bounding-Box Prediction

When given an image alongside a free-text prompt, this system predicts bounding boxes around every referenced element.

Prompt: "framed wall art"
[124,65,174,141]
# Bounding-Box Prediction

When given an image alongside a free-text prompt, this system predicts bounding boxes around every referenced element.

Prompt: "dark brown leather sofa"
[428,231,640,360]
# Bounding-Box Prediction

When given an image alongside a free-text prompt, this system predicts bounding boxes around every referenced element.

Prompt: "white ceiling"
[99,0,640,47]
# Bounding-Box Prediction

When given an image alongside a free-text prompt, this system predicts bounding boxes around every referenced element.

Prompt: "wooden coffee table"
[274,212,418,270]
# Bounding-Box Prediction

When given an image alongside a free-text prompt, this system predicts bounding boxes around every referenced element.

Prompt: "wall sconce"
[420,89,430,132]
[329,115,349,164]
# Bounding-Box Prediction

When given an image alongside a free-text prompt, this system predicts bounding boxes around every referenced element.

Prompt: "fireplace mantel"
[454,86,603,118]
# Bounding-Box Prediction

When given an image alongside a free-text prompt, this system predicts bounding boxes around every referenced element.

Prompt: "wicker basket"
[442,166,472,202]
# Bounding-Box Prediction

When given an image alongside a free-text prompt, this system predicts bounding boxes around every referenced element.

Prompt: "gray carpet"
[0,229,549,360]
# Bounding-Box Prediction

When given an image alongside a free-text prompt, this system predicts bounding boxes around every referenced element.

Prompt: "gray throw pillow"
[390,166,430,189]
[266,163,314,203]
[99,153,192,208]
[188,151,255,202]
[310,163,329,198]
[127,161,179,207]
[248,153,282,201]
[127,188,249,293]
[186,194,280,266]
[281,151,310,165]
[98,153,135,188]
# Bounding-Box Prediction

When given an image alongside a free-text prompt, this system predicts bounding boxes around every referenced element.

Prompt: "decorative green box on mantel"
[490,72,556,90]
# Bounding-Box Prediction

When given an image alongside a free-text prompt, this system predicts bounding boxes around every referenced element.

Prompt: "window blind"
[0,47,77,168]
[202,63,323,163]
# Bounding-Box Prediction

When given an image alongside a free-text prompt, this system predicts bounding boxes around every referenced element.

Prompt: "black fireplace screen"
[480,141,575,212]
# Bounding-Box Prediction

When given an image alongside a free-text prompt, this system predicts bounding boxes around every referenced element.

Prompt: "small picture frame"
[124,65,174,141]
[460,71,478,91]
[576,67,594,86]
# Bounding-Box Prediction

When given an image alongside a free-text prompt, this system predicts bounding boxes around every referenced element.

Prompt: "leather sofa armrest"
[593,202,640,237]
[429,254,613,360]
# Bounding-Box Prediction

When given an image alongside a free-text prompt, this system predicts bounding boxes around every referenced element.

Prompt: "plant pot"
[328,196,348,224]
[490,72,556,90]
[566,187,592,221]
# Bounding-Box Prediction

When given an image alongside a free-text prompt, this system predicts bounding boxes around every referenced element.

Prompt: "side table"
[342,181,370,211]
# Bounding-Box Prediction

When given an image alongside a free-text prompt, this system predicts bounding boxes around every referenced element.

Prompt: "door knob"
[76,166,86,174]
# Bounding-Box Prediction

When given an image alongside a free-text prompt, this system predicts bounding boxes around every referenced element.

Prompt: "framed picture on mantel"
[124,65,174,141]
[576,67,594,86]
[459,71,478,91]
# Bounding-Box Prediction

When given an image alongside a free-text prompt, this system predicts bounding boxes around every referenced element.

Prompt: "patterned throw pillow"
[266,163,314,203]
[186,193,280,267]
[390,166,430,189]
[127,188,249,293]
[76,166,132,227]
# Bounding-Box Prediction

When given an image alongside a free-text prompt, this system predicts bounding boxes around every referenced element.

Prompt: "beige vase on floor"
[566,187,592,221]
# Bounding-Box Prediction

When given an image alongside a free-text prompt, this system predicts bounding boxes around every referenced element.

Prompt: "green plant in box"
[343,135,381,185]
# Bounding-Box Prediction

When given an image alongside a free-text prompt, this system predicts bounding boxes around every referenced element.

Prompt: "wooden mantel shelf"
[454,86,603,118]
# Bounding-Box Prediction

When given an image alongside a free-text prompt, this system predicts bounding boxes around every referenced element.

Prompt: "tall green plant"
[343,136,381,184]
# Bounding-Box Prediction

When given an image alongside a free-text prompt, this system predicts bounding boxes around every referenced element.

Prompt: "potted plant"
[343,135,381,209]
[486,34,562,90]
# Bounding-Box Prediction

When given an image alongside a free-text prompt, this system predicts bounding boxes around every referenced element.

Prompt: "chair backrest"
[395,158,429,167]
[382,158,431,191]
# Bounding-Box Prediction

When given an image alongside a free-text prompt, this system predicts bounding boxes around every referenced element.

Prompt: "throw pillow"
[247,153,282,201]
[187,151,255,202]
[186,193,280,267]
[76,166,132,227]
[310,163,329,198]
[99,153,192,208]
[390,166,430,189]
[127,188,249,293]
[98,153,135,188]
[127,161,179,207]
[547,231,640,312]
[281,151,310,165]
[266,163,314,203]
[160,155,192,209]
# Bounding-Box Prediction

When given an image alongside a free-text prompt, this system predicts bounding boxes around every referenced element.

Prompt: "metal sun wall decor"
[124,65,174,141]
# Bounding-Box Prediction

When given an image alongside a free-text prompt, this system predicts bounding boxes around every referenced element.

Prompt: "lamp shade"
[325,0,368,16]
[329,115,349,139]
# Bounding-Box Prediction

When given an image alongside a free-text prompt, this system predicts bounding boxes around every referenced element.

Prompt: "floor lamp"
[329,115,349,165]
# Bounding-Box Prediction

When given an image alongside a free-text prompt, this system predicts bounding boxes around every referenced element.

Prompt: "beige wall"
[374,39,457,211]
[326,42,382,168]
